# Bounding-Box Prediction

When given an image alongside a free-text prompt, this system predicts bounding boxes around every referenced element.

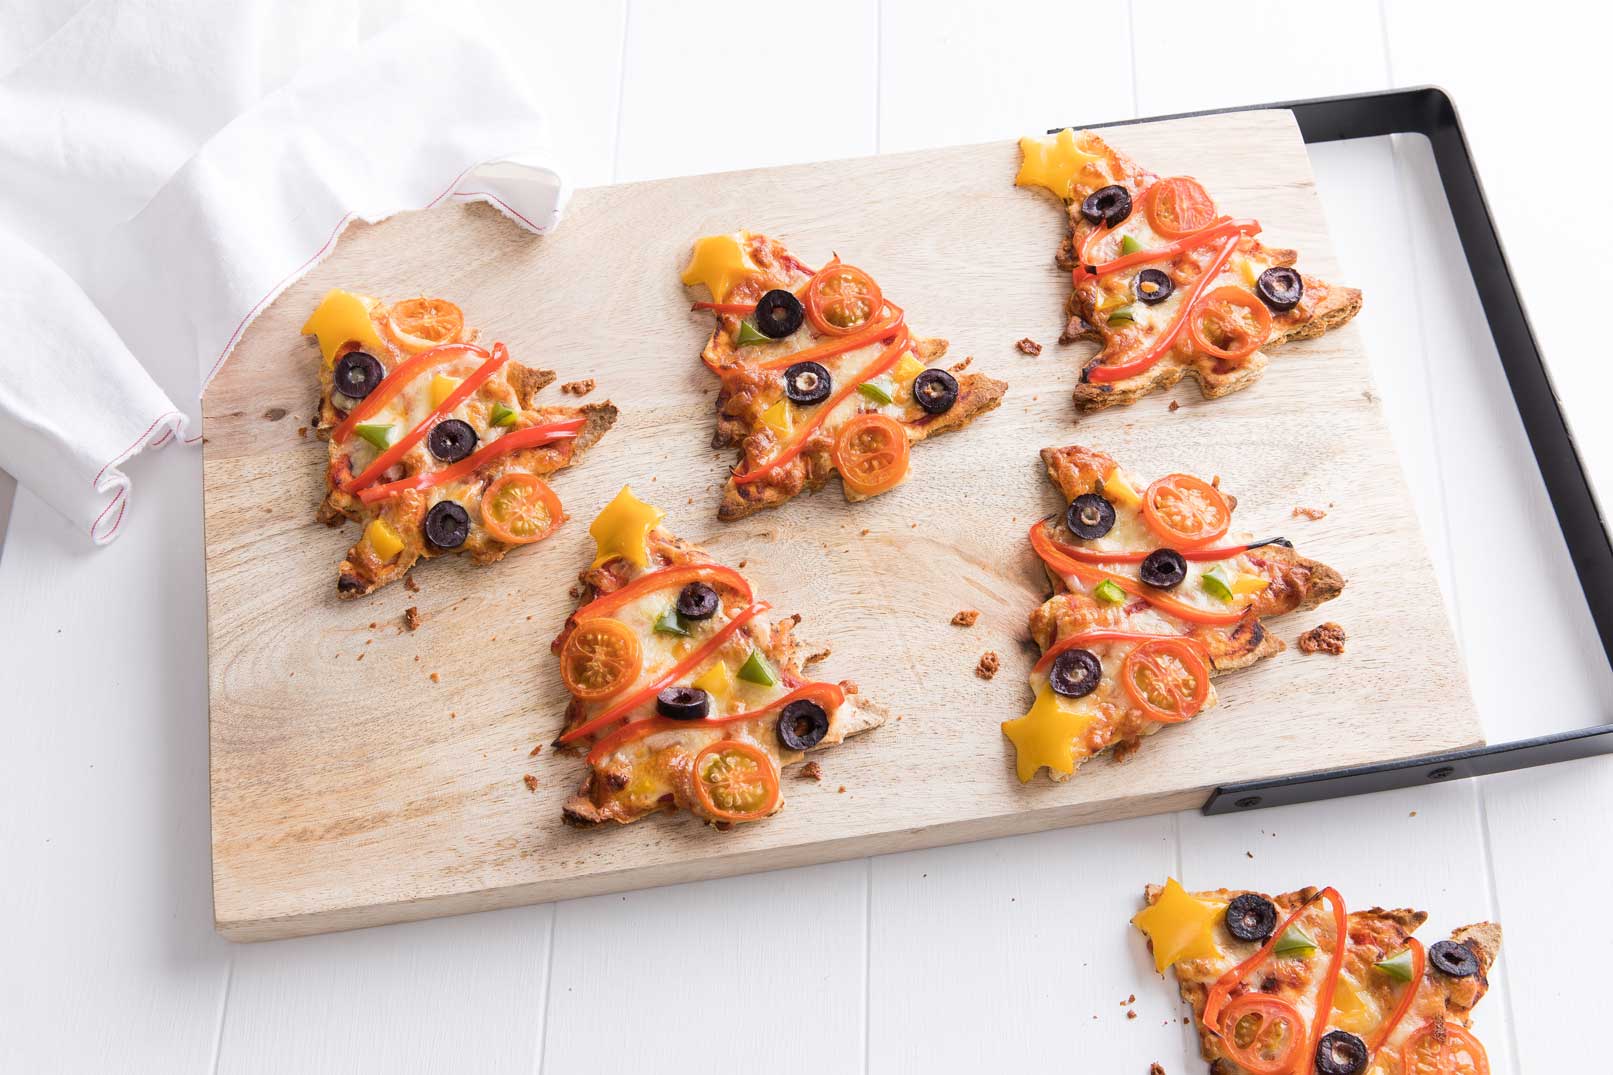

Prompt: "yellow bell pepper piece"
[891,354,926,385]
[1104,470,1142,509]
[692,661,734,705]
[363,518,405,562]
[1232,574,1270,596]
[428,374,463,410]
[760,399,793,439]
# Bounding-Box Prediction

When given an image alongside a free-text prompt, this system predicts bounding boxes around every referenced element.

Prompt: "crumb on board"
[737,560,747,569]
[1246,850,1254,859]
[405,607,422,631]
[404,574,420,593]
[800,760,823,782]
[529,744,543,757]
[523,774,537,792]
[1015,337,1043,356]
[952,609,980,627]
[1126,1009,1137,1020]
[429,672,441,683]
[1298,622,1346,655]
[1293,505,1328,520]
[950,355,973,373]
[976,651,1000,680]
[560,378,596,396]
[1123,994,1135,1006]
[1168,400,1180,413]
[1151,1065,1167,1075]
[263,407,287,421]
[297,426,308,438]
[837,785,846,794]
[1410,810,1418,817]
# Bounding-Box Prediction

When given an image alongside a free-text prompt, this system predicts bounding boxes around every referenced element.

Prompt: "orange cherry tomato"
[480,473,562,545]
[386,297,464,352]
[691,739,780,822]
[559,618,641,701]
[833,413,911,496]
[1188,285,1273,363]
[804,260,883,335]
[1141,473,1232,548]
[1401,1022,1491,1075]
[1218,994,1306,1075]
[1145,176,1218,238]
[1121,637,1209,723]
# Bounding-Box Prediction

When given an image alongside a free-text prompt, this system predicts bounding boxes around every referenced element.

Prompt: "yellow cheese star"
[1131,878,1226,973]
[1001,683,1092,782]
[589,486,665,569]
[681,232,761,304]
[301,289,387,366]
[1015,128,1104,202]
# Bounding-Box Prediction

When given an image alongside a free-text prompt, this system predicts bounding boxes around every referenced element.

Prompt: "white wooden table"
[3,3,1608,1071]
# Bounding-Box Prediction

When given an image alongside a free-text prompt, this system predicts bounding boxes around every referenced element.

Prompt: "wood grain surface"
[202,109,1480,940]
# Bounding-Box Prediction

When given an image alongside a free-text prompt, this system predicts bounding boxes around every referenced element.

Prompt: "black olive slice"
[913,368,958,415]
[676,581,720,621]
[656,686,710,721]
[427,418,478,463]
[1256,266,1304,312]
[755,289,805,339]
[333,351,385,400]
[1139,548,1187,589]
[1066,493,1116,540]
[783,361,832,405]
[1134,268,1174,306]
[1428,939,1479,978]
[1048,648,1101,698]
[1080,184,1132,228]
[424,501,470,549]
[777,699,830,750]
[1224,894,1278,943]
[1314,1030,1369,1075]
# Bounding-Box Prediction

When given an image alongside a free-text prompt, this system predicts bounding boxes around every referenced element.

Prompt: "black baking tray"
[1057,88,1613,813]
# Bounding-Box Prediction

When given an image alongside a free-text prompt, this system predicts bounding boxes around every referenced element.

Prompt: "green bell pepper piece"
[1106,305,1136,325]
[354,422,395,451]
[856,377,895,406]
[1094,579,1126,605]
[1374,947,1416,982]
[737,648,778,686]
[653,606,690,637]
[1120,234,1143,256]
[489,403,519,427]
[736,320,769,346]
[1201,567,1235,603]
[1274,925,1318,958]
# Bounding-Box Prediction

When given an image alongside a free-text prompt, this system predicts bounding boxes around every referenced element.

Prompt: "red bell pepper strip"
[691,301,759,314]
[1305,888,1350,1075]
[1076,218,1260,280]
[1084,235,1241,384]
[1031,629,1202,676]
[343,342,512,493]
[586,680,845,766]
[356,418,584,504]
[558,602,772,744]
[755,304,905,371]
[1368,937,1426,1057]
[573,564,754,623]
[332,342,488,443]
[1029,521,1245,627]
[1041,533,1264,566]
[732,326,912,485]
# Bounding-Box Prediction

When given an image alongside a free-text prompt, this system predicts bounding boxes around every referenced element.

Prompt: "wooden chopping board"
[203,110,1480,941]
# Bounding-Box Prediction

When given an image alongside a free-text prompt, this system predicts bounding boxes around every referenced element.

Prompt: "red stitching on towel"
[89,485,126,539]
[92,410,179,487]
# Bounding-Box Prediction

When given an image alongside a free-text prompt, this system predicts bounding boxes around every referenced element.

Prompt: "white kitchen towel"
[0,1,565,544]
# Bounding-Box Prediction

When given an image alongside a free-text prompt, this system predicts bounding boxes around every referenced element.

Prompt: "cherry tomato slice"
[386,297,464,352]
[1188,285,1273,363]
[1219,994,1306,1075]
[560,618,642,701]
[691,739,780,822]
[480,473,562,545]
[1401,1021,1491,1075]
[805,260,883,336]
[1141,473,1232,549]
[833,413,911,496]
[1145,177,1218,239]
[1121,637,1209,723]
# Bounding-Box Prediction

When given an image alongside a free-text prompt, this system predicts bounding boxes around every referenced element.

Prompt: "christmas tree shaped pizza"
[552,487,888,827]
[1016,128,1362,410]
[306,291,617,598]
[682,232,1006,519]
[1134,879,1500,1075]
[1002,445,1343,781]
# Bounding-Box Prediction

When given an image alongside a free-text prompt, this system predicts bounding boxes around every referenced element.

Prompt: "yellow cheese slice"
[681,232,759,304]
[1232,574,1270,596]
[302,289,386,366]
[1016,128,1103,201]
[891,354,925,385]
[760,399,793,439]
[1104,470,1142,509]
[1131,878,1225,973]
[1331,972,1384,1036]
[1001,683,1091,783]
[692,660,734,705]
[589,486,664,569]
